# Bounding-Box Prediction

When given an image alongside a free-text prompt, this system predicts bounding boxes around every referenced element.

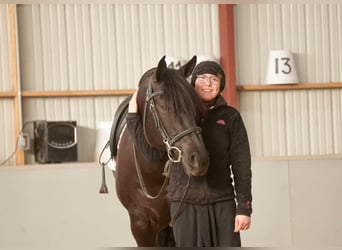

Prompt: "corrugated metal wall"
[235,4,342,85]
[18,4,220,91]
[15,4,220,164]
[0,5,16,166]
[0,5,12,91]
[2,3,342,165]
[239,89,342,157]
[235,4,342,157]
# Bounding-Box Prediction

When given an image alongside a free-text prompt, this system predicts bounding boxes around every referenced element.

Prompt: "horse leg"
[157,225,175,247]
[129,211,159,246]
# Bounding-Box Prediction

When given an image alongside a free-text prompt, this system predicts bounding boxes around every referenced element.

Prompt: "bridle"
[134,80,200,199]
[134,79,201,225]
[142,81,201,163]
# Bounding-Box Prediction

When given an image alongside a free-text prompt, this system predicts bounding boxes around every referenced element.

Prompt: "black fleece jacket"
[126,95,252,216]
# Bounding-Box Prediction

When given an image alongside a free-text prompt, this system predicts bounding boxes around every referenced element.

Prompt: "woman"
[126,60,252,247]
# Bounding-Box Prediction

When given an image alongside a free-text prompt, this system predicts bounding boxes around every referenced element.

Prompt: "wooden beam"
[237,82,342,91]
[0,91,17,98]
[9,4,25,165]
[21,89,134,97]
[219,4,237,108]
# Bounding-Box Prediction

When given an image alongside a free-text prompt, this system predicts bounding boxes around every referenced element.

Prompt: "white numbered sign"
[265,50,299,84]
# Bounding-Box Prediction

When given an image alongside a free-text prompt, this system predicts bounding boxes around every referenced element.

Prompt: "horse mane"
[139,67,203,124]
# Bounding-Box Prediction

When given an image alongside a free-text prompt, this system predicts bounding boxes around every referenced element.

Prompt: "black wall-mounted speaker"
[34,121,77,163]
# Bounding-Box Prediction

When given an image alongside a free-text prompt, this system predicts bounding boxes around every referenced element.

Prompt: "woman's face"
[194,73,221,102]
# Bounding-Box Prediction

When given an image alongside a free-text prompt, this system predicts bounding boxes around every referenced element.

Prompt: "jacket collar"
[208,95,227,110]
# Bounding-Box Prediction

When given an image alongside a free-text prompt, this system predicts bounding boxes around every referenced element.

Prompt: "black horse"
[109,56,209,246]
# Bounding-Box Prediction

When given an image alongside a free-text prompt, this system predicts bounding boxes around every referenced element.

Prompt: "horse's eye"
[158,105,169,112]
[156,100,169,112]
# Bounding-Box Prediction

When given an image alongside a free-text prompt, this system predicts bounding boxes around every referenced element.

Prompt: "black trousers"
[170,200,241,247]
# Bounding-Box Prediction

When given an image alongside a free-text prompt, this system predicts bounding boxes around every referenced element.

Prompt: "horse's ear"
[156,56,167,82]
[179,55,197,78]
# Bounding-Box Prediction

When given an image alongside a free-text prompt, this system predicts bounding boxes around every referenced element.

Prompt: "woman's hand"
[234,215,251,232]
[128,89,139,113]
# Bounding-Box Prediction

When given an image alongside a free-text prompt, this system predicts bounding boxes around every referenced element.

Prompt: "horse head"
[136,55,209,177]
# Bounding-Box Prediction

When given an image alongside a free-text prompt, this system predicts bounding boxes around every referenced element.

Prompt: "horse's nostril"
[191,152,199,164]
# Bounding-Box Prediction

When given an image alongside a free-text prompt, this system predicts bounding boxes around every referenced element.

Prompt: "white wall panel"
[235,3,342,85]
[21,96,126,164]
[329,4,342,82]
[0,100,16,166]
[18,4,219,92]
[332,90,342,154]
[21,97,125,130]
[0,5,11,91]
[236,3,342,157]
[0,5,16,166]
[5,3,342,162]
[15,3,220,163]
[283,90,311,156]
[240,89,342,157]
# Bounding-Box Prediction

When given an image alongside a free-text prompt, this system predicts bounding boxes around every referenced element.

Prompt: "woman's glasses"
[196,75,221,85]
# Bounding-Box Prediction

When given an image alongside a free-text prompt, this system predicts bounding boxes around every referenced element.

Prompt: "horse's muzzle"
[182,147,209,177]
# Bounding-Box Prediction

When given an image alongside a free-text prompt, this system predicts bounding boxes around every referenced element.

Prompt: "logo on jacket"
[216,119,225,126]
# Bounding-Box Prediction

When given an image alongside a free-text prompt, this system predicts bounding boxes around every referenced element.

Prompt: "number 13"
[275,57,292,74]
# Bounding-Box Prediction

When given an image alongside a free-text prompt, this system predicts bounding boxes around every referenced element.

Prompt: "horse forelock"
[162,69,201,121]
[138,67,202,124]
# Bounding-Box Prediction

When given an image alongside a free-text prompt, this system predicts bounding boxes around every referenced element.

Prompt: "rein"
[133,145,172,199]
[133,143,191,225]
